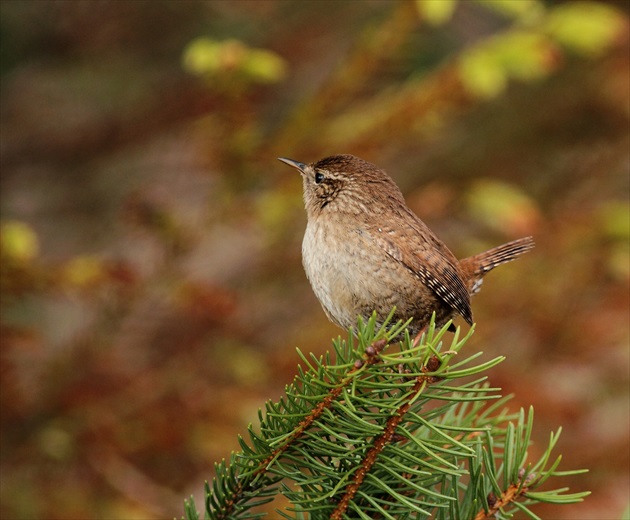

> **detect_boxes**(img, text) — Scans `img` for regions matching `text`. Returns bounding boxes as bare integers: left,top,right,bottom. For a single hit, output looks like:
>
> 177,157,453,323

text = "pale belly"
301,219,418,330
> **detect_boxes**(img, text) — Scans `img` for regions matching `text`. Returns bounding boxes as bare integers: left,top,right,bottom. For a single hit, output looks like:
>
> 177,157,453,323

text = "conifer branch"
243,338,386,500
330,355,443,519
183,313,589,519
475,482,528,519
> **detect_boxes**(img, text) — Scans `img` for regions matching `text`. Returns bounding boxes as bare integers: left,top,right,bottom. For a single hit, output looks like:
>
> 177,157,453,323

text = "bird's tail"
459,236,535,293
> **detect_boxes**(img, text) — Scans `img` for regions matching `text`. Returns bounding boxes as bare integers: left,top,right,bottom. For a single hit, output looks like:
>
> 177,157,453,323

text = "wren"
278,154,534,335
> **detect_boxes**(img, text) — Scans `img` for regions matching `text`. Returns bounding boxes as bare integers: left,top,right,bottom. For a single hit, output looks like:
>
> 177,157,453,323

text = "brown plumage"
278,154,534,335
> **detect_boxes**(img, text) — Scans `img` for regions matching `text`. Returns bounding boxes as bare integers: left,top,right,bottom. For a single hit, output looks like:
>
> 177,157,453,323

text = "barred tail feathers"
459,236,534,293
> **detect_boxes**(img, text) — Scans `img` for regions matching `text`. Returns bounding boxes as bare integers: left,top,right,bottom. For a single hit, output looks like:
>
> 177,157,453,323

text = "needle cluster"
183,313,588,519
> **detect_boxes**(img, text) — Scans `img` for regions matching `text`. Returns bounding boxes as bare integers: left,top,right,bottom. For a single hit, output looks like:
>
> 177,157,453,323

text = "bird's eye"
315,172,325,184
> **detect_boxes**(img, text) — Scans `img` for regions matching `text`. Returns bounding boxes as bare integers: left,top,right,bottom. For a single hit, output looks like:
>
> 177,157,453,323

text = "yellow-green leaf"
416,0,457,26
466,179,540,235
494,31,556,81
0,220,39,262
459,30,558,98
598,201,630,240
243,49,287,83
545,2,626,57
459,47,507,99
182,37,223,75
182,37,286,85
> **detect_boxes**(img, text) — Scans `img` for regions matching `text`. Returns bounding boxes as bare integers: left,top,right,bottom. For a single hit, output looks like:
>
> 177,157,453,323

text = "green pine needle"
183,312,589,520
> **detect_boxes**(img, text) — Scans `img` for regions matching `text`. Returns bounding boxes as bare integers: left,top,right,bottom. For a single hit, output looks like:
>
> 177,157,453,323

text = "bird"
278,154,534,336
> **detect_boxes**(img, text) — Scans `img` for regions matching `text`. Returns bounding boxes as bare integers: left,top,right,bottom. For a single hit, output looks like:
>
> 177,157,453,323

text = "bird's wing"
363,206,473,325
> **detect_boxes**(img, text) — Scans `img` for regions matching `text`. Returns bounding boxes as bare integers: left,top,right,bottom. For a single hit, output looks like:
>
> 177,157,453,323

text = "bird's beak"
278,157,307,173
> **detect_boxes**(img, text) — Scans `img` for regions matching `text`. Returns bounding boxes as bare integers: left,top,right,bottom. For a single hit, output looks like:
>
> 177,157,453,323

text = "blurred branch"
266,1,420,157
90,447,182,517
263,0,627,160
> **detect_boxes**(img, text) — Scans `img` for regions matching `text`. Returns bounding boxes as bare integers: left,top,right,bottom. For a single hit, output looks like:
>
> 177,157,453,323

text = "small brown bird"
278,154,534,335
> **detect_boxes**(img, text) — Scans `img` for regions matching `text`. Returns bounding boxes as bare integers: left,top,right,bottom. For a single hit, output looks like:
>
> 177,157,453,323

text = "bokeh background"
1,1,628,519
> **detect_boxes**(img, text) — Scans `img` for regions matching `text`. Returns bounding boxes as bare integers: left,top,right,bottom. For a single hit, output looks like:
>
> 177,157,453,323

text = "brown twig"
214,338,388,518
329,355,442,519
474,483,529,519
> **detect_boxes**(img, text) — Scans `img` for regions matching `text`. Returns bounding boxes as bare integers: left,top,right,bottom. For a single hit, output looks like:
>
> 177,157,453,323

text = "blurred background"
1,1,628,519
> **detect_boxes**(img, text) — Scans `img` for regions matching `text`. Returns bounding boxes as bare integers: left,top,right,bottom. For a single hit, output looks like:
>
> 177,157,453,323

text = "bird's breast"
302,219,354,326
301,217,400,329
